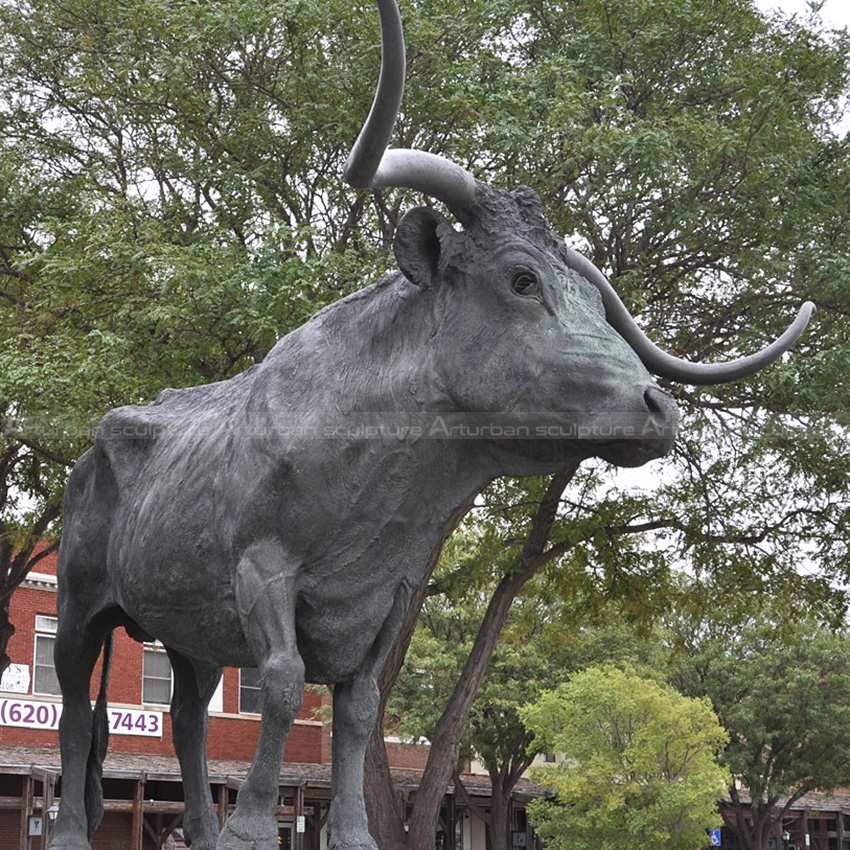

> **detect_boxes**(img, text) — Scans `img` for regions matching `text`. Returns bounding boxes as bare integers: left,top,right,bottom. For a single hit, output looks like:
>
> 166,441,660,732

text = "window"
143,643,172,705
239,668,262,714
33,615,61,696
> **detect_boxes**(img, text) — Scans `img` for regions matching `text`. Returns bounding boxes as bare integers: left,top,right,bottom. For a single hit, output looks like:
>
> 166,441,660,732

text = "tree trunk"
403,468,578,850
405,570,526,850
0,599,15,674
487,752,536,850
487,770,513,850
366,492,484,849
365,728,409,850
365,575,429,850
723,788,809,850
0,529,59,674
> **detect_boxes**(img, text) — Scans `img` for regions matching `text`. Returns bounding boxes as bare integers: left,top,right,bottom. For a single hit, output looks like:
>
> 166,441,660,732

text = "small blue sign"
709,829,722,847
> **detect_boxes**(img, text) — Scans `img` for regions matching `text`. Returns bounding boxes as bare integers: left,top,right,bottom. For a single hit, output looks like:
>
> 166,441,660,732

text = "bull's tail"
85,630,113,839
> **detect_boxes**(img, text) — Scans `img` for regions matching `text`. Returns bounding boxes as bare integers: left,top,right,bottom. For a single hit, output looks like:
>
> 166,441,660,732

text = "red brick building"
1,550,542,850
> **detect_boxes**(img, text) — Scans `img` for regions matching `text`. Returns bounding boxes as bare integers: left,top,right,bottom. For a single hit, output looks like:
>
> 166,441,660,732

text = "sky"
754,0,850,29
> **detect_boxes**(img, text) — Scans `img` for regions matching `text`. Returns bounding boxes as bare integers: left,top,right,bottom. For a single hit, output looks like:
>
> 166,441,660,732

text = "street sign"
709,829,722,846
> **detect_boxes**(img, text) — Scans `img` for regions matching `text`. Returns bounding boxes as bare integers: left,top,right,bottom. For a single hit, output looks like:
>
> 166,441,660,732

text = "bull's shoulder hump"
149,363,261,412
92,364,262,477
97,364,261,437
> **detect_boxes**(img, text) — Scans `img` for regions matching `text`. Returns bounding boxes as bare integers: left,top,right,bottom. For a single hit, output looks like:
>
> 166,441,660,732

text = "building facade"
717,794,850,850
0,550,542,850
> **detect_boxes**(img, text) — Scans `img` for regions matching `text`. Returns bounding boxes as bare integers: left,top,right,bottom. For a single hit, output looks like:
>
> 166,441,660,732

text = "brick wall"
385,740,431,771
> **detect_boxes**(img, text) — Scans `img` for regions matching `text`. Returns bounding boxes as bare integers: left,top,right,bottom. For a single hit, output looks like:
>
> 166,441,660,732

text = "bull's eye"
511,271,539,297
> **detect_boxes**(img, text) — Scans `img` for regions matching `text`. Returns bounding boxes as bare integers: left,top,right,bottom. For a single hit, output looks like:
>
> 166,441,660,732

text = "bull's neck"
264,271,449,414
256,271,500,499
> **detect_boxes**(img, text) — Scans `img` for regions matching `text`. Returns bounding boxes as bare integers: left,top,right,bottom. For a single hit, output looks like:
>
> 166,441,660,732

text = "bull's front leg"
328,582,410,850
328,677,379,850
167,650,222,850
218,542,305,850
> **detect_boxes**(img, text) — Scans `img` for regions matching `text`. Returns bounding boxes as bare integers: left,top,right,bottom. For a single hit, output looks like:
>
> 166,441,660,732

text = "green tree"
388,592,548,850
522,665,729,850
368,461,700,850
366,0,850,835
389,575,667,850
499,0,850,604
669,609,850,850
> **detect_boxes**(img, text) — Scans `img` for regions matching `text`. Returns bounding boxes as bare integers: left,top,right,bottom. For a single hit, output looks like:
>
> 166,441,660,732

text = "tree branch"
0,421,76,468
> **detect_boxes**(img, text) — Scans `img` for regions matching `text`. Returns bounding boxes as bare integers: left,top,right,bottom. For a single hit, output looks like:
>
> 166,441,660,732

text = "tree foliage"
522,665,729,850
464,0,850,616
388,558,666,850
389,592,552,850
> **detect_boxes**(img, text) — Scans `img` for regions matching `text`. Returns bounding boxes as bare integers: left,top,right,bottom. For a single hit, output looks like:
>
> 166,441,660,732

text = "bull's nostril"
644,387,663,413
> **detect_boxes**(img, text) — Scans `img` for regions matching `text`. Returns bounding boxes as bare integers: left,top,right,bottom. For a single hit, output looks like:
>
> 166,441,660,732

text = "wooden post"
294,782,305,850
131,771,146,850
218,785,229,829
20,774,33,850
42,770,56,850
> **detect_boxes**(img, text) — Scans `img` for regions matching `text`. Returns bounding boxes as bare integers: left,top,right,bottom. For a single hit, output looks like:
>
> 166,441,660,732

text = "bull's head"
344,0,813,468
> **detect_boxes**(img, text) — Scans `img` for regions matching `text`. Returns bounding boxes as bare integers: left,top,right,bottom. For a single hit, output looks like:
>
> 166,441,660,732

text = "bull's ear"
394,206,451,288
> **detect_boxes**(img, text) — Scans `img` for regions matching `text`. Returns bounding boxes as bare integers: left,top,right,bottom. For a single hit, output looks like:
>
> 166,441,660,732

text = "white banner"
0,663,30,694
0,697,164,737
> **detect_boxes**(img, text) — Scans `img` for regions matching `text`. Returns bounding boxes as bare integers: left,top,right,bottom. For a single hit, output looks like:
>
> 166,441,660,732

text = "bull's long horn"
565,248,815,385
344,0,477,217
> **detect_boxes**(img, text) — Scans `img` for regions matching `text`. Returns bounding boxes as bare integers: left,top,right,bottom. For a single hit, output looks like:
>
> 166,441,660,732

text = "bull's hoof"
327,811,378,850
216,815,278,850
47,827,92,850
46,840,91,850
182,813,220,850
327,831,379,850
328,841,378,850
185,835,218,850
328,843,379,850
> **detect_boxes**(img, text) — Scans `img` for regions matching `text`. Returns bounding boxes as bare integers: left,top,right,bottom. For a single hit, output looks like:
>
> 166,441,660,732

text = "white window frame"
32,615,61,697
239,668,262,715
142,642,173,706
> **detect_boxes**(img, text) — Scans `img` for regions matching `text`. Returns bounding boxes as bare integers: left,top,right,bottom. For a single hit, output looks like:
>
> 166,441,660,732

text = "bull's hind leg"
218,541,305,850
327,582,411,850
168,649,223,850
48,617,111,850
